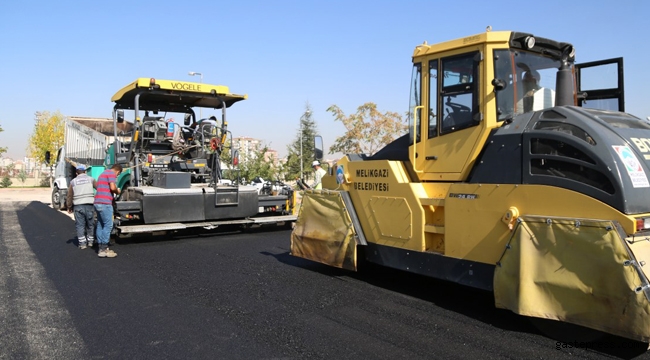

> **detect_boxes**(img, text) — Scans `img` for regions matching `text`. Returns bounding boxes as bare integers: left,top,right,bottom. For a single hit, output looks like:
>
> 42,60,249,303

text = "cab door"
576,57,624,112
54,147,67,180
408,62,427,175
421,51,484,181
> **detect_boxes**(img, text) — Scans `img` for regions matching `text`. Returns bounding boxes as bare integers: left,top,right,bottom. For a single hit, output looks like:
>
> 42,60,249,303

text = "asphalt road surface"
2,199,650,359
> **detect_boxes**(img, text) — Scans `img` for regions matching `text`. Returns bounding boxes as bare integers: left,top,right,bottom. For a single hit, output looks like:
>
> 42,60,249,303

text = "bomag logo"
630,138,650,160
463,35,481,44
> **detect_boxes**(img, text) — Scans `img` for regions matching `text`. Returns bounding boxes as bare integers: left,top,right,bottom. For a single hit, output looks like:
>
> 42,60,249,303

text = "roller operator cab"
291,30,650,343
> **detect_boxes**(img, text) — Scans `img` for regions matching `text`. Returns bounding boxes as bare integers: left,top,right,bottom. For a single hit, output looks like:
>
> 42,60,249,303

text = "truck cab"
47,146,72,210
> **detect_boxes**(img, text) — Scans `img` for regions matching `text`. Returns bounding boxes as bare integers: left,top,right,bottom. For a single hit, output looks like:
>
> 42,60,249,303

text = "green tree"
17,170,27,184
273,161,290,183
27,111,66,164
0,124,7,157
0,176,11,188
1,164,15,188
219,137,233,163
285,103,319,181
327,102,407,156
238,145,275,183
217,136,235,181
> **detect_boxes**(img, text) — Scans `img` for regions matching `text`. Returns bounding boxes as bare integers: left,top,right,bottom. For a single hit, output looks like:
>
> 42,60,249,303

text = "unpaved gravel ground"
0,188,74,219
0,188,52,203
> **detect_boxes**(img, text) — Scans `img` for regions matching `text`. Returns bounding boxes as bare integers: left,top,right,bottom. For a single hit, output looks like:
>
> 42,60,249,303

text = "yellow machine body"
291,30,650,342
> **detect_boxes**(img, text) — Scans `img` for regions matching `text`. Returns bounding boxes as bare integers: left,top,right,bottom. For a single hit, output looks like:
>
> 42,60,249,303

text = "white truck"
46,117,111,210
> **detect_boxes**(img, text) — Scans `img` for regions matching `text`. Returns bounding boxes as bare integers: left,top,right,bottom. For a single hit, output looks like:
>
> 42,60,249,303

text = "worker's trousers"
94,204,114,250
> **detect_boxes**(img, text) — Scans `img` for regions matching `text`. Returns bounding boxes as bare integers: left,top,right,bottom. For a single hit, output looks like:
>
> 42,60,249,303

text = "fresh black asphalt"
2,200,649,359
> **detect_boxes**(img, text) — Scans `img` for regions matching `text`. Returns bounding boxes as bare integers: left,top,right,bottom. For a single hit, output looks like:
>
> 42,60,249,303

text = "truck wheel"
51,187,64,211
118,184,130,201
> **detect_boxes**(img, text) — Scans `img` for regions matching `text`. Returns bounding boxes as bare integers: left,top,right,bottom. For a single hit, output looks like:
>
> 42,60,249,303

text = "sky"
1,0,649,161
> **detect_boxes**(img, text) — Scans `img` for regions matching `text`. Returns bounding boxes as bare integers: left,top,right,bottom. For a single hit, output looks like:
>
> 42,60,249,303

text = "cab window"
493,49,561,120
440,52,479,134
428,59,439,138
409,63,423,144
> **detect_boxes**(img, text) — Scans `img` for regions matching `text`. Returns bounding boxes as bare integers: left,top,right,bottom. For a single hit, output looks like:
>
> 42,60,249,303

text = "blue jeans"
94,204,114,249
74,204,95,244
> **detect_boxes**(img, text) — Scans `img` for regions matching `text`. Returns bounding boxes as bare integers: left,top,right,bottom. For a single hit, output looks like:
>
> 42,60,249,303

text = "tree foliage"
221,138,282,184
285,103,319,181
27,111,66,164
17,170,27,184
238,146,275,183
0,124,6,157
327,102,407,156
5,163,15,176
0,176,11,188
0,165,13,188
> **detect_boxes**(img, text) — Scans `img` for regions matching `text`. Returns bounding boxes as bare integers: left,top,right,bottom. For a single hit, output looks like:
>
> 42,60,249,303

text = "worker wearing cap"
311,160,327,190
66,164,97,249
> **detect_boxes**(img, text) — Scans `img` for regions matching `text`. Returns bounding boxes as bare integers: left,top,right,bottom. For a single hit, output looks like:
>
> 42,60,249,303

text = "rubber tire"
118,184,130,201
51,186,64,211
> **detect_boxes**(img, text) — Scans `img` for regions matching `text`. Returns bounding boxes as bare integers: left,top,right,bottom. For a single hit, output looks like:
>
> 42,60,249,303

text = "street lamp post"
188,71,203,119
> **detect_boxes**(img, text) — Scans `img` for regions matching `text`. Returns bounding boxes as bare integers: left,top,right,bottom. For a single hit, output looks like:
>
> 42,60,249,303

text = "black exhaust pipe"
555,59,574,107
555,44,576,107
